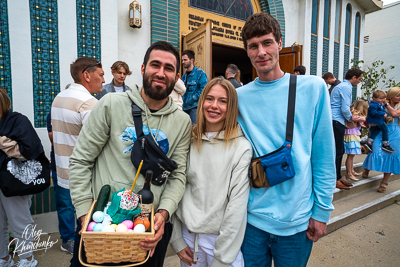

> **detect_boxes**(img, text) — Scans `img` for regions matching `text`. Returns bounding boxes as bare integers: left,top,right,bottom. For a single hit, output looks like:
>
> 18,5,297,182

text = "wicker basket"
79,200,155,266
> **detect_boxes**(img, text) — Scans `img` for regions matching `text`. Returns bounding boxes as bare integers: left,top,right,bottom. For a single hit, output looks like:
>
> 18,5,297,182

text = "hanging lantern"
129,1,142,28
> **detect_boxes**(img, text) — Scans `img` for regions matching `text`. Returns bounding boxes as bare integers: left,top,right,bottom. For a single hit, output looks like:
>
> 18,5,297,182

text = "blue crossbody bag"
249,75,297,188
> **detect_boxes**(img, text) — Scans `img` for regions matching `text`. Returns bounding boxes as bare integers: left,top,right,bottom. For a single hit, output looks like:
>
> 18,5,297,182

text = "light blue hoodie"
237,73,336,236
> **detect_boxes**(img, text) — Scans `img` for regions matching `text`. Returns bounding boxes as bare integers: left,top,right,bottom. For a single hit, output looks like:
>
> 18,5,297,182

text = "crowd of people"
0,11,398,267
327,67,400,192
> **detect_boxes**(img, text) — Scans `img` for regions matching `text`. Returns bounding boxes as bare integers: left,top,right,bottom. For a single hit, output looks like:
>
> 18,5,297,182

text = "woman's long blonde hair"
350,99,368,117
385,87,400,125
0,86,11,120
192,78,239,151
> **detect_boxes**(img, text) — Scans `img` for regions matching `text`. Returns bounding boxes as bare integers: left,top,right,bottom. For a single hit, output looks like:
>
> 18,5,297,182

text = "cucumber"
93,184,111,213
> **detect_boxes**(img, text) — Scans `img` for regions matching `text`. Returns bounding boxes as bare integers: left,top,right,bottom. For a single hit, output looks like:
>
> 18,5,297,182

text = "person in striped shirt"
51,57,104,254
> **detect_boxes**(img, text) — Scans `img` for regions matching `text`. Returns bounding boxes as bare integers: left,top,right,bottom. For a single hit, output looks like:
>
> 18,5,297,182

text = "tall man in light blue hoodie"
237,13,336,267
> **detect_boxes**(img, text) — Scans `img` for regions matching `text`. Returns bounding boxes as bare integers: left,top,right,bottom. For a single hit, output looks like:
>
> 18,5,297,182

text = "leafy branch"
351,59,400,101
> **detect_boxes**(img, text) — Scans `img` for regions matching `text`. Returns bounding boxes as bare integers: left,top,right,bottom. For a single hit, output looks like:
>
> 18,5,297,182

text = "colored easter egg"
127,229,133,233
116,224,128,233
92,211,104,223
101,225,116,232
134,216,150,231
87,222,97,231
93,223,104,232
133,224,146,233
110,224,117,230
121,220,134,229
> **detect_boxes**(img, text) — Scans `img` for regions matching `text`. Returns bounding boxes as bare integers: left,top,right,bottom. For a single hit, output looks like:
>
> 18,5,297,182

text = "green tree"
352,59,400,101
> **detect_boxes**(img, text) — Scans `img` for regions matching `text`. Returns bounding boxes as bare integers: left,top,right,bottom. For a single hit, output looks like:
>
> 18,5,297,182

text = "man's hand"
177,246,196,266
78,214,87,235
306,218,326,242
384,113,387,118
140,210,168,257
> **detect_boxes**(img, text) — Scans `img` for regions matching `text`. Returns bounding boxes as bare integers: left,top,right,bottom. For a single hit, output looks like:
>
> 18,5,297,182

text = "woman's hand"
177,246,196,266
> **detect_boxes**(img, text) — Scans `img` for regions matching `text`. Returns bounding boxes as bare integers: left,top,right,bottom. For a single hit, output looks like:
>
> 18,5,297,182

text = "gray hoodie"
69,86,192,219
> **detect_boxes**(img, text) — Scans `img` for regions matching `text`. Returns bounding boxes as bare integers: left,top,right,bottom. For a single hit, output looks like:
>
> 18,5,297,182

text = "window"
345,4,351,45
311,0,319,35
323,0,330,38
334,0,341,42
354,12,361,48
189,0,254,21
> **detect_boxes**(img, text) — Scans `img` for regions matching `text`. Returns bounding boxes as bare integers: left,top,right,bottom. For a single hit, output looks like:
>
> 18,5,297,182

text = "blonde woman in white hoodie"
170,78,252,267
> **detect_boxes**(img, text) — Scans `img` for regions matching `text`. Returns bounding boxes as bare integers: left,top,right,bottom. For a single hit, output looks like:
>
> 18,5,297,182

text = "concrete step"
328,177,400,234
334,171,400,201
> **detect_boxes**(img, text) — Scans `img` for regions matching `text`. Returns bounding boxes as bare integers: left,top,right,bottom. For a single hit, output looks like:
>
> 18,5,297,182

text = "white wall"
364,2,400,85
58,0,77,90
117,0,151,88
8,0,34,122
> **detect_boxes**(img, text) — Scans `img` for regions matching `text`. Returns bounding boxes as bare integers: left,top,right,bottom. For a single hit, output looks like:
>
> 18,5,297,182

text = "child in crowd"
344,99,368,181
365,90,395,153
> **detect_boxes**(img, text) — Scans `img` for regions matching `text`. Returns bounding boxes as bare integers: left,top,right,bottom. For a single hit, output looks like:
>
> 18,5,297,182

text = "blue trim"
343,44,350,78
333,42,340,78
0,0,12,108
310,35,318,75
322,38,329,74
76,0,101,59
352,47,359,100
30,0,60,127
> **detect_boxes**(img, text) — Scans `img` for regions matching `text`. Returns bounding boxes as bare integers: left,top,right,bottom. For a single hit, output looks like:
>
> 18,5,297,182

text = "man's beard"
143,71,175,101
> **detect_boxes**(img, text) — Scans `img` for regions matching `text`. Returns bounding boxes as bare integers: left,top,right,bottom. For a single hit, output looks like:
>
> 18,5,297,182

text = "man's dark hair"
345,68,364,80
182,50,195,61
322,72,335,80
242,13,282,50
70,58,102,83
143,41,180,74
226,64,239,75
294,65,306,75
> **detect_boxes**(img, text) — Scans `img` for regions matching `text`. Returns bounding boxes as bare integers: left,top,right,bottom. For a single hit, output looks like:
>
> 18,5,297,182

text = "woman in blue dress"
362,87,400,192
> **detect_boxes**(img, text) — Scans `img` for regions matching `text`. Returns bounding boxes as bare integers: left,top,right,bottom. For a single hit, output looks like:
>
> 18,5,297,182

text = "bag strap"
285,74,297,143
131,103,144,138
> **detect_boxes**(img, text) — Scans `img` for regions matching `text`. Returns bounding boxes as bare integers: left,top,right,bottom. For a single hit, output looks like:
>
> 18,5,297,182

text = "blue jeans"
52,170,76,243
241,223,313,267
184,107,197,124
369,124,389,143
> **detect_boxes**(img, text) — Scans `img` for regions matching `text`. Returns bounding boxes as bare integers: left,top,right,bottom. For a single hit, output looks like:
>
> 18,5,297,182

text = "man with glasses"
331,68,364,189
51,57,104,254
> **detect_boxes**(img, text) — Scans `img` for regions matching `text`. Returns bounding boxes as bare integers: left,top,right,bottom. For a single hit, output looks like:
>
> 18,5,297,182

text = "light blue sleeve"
311,82,336,223
340,85,353,121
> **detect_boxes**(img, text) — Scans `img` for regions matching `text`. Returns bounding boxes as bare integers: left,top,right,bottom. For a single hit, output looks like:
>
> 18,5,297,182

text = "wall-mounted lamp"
129,1,142,28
